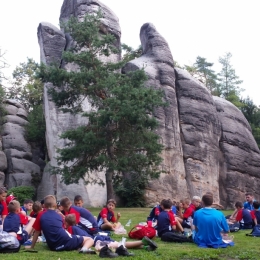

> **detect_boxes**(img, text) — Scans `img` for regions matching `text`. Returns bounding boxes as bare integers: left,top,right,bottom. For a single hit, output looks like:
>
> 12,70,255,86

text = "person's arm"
25,230,40,249
212,203,224,209
116,212,121,222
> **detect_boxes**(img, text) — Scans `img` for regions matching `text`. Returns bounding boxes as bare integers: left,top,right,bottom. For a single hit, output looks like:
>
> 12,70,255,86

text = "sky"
0,0,259,105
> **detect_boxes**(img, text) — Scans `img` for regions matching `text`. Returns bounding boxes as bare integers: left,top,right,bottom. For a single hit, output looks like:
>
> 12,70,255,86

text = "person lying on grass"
64,213,157,257
25,195,95,254
97,199,121,231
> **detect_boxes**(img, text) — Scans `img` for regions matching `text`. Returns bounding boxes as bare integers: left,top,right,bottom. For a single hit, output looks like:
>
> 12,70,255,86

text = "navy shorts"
182,220,191,228
55,235,84,251
18,230,29,244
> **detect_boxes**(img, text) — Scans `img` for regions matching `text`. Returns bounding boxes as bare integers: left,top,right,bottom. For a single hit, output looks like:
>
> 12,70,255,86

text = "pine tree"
39,13,165,199
218,52,243,107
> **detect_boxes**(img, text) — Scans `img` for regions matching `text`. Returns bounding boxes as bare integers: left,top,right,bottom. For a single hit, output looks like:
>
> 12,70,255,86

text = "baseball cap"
6,194,17,205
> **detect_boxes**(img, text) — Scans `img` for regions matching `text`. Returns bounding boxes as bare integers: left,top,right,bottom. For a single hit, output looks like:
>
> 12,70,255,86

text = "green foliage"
38,12,164,199
218,52,244,106
7,186,35,204
115,172,147,207
8,58,43,111
240,97,260,148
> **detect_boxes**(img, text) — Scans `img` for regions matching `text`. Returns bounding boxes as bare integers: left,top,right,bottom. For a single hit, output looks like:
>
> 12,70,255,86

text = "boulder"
214,97,260,208
175,68,222,201
123,23,188,203
0,151,7,172
7,158,40,175
5,105,18,115
0,172,5,186
7,173,33,187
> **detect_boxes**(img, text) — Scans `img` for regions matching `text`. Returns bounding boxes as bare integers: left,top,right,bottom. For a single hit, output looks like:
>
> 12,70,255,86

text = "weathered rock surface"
1,99,41,188
175,68,222,201
31,0,260,207
123,23,188,203
214,97,260,208
37,0,121,206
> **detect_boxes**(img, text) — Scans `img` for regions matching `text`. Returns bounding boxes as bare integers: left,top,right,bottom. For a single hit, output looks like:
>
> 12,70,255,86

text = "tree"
39,13,165,200
218,52,243,107
8,58,43,111
240,97,260,149
0,48,9,86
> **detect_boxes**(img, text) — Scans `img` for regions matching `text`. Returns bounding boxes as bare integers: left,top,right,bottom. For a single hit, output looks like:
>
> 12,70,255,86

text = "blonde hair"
44,195,56,209
8,200,20,213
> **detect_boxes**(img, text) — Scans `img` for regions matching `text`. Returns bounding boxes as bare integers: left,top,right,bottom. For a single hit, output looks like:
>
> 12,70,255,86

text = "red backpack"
128,225,156,240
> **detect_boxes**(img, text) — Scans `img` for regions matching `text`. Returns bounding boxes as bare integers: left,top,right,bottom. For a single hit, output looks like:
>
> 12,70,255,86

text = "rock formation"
31,0,260,207
1,99,41,188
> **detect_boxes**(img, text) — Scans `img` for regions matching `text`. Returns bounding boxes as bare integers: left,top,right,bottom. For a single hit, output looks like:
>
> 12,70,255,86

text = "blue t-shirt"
3,212,20,233
157,211,176,237
193,208,229,247
243,200,259,210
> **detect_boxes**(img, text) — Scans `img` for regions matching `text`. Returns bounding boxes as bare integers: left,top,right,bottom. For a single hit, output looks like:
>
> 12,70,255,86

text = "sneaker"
144,245,153,251
99,245,119,258
79,248,96,254
115,245,134,256
142,236,157,251
23,239,32,246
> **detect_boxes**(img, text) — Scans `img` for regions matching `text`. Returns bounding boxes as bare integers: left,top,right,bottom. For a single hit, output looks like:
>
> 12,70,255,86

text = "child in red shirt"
0,186,8,227
97,199,121,231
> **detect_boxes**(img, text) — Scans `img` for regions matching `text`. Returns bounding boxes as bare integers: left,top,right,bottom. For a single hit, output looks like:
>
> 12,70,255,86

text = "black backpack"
246,224,260,237
228,222,240,232
161,231,193,243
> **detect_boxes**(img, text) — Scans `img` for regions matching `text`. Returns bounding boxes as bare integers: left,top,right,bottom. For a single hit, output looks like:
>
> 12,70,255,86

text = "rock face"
37,0,121,206
214,97,260,208
1,100,41,188
122,23,188,203
33,0,260,207
175,68,222,202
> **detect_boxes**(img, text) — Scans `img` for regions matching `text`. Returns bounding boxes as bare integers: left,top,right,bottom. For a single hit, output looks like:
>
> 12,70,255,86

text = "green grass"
1,208,259,260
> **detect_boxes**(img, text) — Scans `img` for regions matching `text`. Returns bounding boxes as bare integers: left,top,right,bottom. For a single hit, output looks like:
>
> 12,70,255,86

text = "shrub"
7,186,35,204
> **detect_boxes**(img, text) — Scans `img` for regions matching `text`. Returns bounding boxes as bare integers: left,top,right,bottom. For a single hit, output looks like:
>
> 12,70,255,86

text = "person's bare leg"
82,237,94,249
175,219,184,232
101,222,114,231
175,216,183,223
24,218,36,235
125,241,143,249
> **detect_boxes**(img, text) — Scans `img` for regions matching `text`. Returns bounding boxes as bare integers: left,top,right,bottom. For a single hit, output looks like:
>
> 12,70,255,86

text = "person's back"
193,194,229,248
235,201,253,229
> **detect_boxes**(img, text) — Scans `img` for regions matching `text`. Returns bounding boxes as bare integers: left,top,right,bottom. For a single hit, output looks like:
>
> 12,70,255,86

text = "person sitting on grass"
147,201,163,224
97,199,121,231
60,196,98,236
3,200,35,245
157,199,183,237
30,201,43,218
25,195,95,254
229,201,253,229
176,196,201,229
21,199,33,216
74,195,84,207
0,186,8,227
193,193,230,248
251,201,260,226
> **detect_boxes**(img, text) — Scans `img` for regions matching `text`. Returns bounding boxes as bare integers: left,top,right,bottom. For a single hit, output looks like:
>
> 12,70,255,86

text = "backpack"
254,211,260,224
161,231,193,243
128,225,156,240
0,231,21,253
228,222,240,232
246,224,260,237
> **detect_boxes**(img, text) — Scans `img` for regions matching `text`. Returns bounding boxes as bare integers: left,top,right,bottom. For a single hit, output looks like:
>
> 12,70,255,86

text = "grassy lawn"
1,208,259,260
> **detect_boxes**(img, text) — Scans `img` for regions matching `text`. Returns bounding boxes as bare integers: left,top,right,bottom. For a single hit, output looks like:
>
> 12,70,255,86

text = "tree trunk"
106,168,114,200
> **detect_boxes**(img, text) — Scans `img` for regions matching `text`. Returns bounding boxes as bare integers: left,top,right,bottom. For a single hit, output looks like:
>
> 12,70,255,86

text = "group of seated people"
0,187,157,256
1,185,260,254
147,191,260,248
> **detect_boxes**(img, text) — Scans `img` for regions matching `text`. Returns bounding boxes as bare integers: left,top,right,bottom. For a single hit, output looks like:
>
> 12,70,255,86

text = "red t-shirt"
99,207,116,223
0,200,8,216
168,211,177,226
183,204,196,219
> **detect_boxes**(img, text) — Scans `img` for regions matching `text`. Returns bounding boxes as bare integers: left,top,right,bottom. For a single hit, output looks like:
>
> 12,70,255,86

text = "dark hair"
24,199,33,204
107,199,116,206
245,192,253,197
60,197,71,208
161,199,172,209
253,201,260,209
235,201,243,208
32,201,42,213
202,194,213,207
74,195,83,202
0,186,7,194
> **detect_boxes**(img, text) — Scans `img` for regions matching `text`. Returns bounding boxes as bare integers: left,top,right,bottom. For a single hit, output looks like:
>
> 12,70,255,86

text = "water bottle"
125,219,131,227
